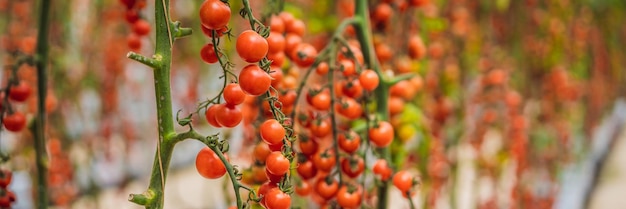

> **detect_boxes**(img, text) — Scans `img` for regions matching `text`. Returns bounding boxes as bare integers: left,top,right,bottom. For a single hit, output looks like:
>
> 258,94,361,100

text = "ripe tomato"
8,81,31,102
369,121,394,147
296,160,318,180
307,90,330,111
201,25,228,37
290,43,317,67
199,0,231,30
253,142,271,162
336,185,362,208
408,35,426,59
316,62,329,75
393,170,414,192
373,159,392,181
268,52,286,67
267,32,285,54
372,3,393,23
315,177,338,200
195,147,227,179
339,59,356,77
269,66,284,87
388,96,405,115
268,15,285,33
3,112,26,132
298,137,318,156
127,33,142,51
359,69,379,91
0,170,12,188
340,79,363,99
285,19,305,37
284,33,302,56
239,64,271,96
265,167,283,183
251,165,268,183
295,180,312,196
215,104,242,128
258,181,278,207
336,97,363,120
200,43,219,64
265,151,290,176
204,104,222,127
264,188,291,209
223,83,246,105
278,90,297,106
341,156,364,178
375,43,393,63
278,12,295,29
309,119,331,138
338,131,360,153
260,119,285,145
312,151,335,172
236,30,268,63
132,19,151,36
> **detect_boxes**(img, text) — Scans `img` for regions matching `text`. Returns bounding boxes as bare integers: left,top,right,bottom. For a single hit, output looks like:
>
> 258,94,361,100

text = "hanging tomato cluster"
120,0,150,51
0,169,15,208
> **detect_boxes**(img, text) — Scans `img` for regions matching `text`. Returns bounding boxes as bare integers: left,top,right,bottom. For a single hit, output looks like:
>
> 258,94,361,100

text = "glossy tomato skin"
290,43,317,67
0,170,12,188
265,151,290,176
8,82,31,102
373,159,392,181
310,119,331,138
393,170,414,192
312,151,335,172
264,188,291,209
260,119,285,145
3,112,26,132
315,177,339,200
199,0,231,30
204,104,222,128
338,131,360,153
215,104,242,128
236,30,269,63
298,137,318,156
258,181,278,207
132,19,151,36
267,32,285,54
223,83,246,105
296,160,318,180
200,43,219,64
239,64,271,96
336,186,362,208
253,143,272,162
295,180,311,196
195,147,227,179
359,69,380,91
265,168,283,183
369,121,394,147
341,157,364,178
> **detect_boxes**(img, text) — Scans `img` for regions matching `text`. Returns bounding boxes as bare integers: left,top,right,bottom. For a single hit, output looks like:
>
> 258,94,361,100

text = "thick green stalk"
353,0,391,208
34,0,51,207
128,0,177,208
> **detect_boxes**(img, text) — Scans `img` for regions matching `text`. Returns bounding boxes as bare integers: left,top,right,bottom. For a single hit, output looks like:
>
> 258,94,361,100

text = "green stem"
327,44,343,184
34,0,51,207
177,130,256,209
128,0,177,208
353,0,391,208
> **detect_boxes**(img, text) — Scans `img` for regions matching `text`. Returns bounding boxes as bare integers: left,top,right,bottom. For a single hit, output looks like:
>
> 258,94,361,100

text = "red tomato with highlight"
195,147,227,179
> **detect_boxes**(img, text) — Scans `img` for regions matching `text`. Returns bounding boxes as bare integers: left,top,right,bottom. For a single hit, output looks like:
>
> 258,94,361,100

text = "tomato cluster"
120,0,150,51
0,169,15,208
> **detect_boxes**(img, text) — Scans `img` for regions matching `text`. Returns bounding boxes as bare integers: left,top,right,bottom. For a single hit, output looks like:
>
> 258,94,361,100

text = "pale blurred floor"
589,125,626,209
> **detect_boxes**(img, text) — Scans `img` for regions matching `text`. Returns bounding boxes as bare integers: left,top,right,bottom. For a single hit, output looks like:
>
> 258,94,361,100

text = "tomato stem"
33,0,52,207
